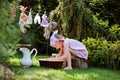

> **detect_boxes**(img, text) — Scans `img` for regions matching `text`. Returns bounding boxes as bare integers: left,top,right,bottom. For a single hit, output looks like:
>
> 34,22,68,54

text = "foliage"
54,0,83,39
89,0,120,26
82,37,108,67
82,38,120,69
105,41,120,69
40,0,59,12
51,0,116,41
82,37,108,53
57,0,103,40
107,24,120,41
92,13,109,28
87,0,120,41
0,0,21,63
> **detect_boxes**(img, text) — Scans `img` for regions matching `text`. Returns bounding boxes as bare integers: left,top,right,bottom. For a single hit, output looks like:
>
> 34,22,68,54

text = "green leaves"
0,0,21,62
109,24,120,35
82,37,120,69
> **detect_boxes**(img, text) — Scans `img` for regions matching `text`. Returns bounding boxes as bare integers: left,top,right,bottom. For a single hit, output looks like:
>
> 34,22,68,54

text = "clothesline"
23,1,80,15
25,11,44,15
18,1,81,37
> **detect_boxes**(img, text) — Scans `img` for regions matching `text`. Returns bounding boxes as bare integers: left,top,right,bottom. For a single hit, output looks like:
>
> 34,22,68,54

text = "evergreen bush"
0,0,21,64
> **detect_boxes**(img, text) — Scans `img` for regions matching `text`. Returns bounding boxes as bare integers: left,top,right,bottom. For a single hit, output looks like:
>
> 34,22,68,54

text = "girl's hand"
50,57,54,60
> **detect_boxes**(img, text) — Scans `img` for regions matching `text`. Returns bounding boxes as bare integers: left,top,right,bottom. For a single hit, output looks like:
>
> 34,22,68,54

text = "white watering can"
19,47,37,68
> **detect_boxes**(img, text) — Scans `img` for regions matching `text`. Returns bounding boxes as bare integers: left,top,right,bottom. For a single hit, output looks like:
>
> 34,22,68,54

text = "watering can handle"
31,48,37,60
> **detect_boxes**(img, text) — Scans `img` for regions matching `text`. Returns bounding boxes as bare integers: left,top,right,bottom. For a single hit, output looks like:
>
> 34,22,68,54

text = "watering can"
19,47,37,68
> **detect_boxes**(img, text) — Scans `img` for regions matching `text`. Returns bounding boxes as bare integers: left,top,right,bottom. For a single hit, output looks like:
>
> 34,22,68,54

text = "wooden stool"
71,58,88,69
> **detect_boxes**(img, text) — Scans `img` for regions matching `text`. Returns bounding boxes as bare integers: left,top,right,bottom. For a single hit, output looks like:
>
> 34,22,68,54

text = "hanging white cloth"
26,11,32,24
34,13,41,24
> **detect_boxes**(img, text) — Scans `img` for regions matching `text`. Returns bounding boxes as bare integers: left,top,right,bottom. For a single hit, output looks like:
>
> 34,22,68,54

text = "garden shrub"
105,41,120,69
82,37,108,67
0,1,21,64
82,37,120,69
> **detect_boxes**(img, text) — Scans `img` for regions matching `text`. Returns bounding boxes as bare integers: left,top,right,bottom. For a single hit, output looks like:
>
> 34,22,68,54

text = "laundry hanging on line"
26,9,32,24
41,11,48,27
34,13,41,24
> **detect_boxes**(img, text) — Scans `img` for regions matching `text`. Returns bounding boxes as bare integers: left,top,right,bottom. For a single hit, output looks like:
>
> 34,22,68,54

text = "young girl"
50,30,88,70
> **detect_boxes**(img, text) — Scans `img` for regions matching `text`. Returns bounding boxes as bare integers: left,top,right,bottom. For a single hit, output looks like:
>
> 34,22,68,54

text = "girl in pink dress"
50,30,88,70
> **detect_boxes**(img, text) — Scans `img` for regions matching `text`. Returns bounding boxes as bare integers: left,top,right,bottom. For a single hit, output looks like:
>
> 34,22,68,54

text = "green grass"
7,53,120,80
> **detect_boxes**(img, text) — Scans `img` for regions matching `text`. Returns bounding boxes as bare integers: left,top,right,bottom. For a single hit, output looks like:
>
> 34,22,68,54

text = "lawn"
8,53,120,80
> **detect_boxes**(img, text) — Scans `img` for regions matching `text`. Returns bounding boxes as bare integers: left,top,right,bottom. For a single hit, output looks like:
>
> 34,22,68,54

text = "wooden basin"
38,58,64,69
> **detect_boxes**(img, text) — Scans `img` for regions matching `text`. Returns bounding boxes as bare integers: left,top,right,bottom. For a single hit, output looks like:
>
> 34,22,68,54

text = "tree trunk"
72,58,88,69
